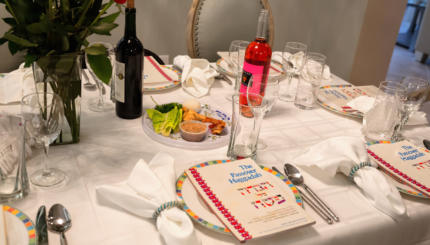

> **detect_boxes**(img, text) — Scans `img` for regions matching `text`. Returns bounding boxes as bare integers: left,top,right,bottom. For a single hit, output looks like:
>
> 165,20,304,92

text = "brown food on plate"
181,121,207,133
182,107,226,135
202,117,226,135
183,107,206,121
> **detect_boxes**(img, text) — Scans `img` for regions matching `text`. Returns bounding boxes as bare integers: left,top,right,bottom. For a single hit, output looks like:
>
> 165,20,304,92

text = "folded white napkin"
272,51,331,80
347,96,429,126
291,136,407,220
173,55,218,98
0,64,34,104
96,153,200,245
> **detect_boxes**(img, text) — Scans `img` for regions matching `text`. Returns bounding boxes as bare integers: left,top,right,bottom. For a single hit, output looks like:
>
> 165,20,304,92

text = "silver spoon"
47,204,72,245
272,166,333,225
284,163,340,222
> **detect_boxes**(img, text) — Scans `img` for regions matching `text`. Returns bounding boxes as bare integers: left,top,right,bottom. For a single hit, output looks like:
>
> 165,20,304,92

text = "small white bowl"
179,120,208,142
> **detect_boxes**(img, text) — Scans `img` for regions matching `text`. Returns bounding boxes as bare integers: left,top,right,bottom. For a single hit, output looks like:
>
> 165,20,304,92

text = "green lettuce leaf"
161,106,178,136
146,109,165,134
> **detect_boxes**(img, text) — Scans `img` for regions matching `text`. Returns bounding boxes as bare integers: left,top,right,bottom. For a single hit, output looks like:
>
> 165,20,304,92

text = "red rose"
114,0,126,4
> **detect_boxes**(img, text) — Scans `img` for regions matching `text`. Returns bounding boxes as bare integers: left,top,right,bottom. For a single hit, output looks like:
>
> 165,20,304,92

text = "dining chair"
187,0,274,62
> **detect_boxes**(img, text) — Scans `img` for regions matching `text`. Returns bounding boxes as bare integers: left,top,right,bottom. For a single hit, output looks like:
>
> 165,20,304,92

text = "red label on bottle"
239,61,264,95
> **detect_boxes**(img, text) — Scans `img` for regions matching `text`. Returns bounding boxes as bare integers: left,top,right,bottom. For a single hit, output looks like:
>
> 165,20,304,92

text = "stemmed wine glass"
247,74,280,150
392,77,430,141
85,42,115,112
21,92,66,187
279,42,307,102
226,40,249,100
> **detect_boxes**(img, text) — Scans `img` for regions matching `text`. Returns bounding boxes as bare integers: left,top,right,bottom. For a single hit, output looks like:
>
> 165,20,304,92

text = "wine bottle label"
114,61,125,103
239,61,264,95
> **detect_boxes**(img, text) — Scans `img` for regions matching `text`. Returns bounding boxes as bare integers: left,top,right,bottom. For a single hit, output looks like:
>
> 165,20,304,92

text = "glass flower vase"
32,53,82,144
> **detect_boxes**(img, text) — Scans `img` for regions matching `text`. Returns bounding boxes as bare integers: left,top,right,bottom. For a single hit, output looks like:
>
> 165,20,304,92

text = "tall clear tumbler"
294,52,326,109
226,40,250,100
362,81,406,141
279,42,308,102
227,93,268,160
0,115,29,202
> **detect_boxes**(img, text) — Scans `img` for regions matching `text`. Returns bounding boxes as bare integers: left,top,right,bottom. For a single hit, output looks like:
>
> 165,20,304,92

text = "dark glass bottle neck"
125,8,136,37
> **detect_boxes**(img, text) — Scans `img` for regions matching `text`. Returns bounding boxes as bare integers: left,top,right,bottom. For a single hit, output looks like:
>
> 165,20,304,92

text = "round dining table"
2,68,430,245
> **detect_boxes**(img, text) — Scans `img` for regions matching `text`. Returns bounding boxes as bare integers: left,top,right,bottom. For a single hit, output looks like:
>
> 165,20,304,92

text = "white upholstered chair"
187,0,274,61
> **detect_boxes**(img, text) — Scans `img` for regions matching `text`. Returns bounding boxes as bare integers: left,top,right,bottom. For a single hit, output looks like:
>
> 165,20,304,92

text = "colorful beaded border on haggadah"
366,140,430,198
143,65,181,92
2,205,37,245
175,159,302,236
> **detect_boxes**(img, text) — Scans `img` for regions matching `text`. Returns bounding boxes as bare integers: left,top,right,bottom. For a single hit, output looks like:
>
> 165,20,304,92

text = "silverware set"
36,204,72,245
272,164,340,224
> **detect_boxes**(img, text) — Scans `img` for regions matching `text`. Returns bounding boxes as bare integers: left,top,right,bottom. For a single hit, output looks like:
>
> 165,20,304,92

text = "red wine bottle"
239,9,272,106
114,0,144,119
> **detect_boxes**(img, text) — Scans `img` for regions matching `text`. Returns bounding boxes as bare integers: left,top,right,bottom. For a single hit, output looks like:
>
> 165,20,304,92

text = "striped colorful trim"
175,160,303,235
143,65,181,92
2,205,36,245
348,162,372,179
145,56,173,82
152,201,184,220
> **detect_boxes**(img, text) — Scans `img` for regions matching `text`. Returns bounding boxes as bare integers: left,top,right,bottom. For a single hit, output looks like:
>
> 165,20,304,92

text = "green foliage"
155,103,183,113
0,0,123,82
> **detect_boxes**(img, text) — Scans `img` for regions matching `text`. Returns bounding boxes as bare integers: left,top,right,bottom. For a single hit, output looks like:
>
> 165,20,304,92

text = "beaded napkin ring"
152,201,184,220
348,162,372,179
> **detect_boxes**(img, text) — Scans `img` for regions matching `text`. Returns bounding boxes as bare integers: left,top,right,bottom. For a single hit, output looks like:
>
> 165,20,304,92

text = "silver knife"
272,166,334,224
36,205,48,245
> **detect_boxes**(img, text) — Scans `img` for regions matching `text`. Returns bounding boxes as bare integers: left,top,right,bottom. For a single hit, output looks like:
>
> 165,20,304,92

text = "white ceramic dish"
142,104,231,150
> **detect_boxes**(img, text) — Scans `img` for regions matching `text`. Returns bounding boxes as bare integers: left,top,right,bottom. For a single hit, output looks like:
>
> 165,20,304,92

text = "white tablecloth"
2,73,430,245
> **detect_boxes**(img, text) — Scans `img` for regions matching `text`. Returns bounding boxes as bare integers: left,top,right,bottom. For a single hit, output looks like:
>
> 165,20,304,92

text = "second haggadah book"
186,158,315,242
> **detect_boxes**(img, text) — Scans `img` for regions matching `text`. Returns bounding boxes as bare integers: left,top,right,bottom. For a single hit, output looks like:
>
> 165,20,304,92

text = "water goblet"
392,77,430,141
85,42,115,112
21,92,66,187
279,42,307,102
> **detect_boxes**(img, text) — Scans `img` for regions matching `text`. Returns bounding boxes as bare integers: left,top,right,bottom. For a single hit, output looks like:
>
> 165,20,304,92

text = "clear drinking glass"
279,42,307,102
247,75,279,150
226,40,250,100
392,77,430,141
362,81,406,141
86,42,115,112
227,93,268,160
0,115,29,202
21,92,66,187
294,52,326,109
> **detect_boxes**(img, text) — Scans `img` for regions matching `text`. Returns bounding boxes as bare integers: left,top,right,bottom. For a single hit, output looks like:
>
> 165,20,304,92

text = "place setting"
1,0,430,244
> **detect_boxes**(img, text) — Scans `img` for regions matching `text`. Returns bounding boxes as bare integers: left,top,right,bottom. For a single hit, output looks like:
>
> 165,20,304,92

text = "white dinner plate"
316,84,379,118
1,205,36,245
216,58,284,79
142,104,231,150
176,160,303,235
143,65,181,92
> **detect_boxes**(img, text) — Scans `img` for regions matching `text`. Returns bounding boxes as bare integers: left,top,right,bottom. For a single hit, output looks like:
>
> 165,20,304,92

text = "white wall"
0,0,374,81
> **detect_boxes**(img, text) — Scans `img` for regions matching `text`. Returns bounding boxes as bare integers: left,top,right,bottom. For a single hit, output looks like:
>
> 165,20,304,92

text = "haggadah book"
367,140,430,197
186,158,315,242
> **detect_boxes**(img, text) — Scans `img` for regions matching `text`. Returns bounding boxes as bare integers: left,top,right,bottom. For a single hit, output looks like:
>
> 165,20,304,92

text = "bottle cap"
127,0,135,8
